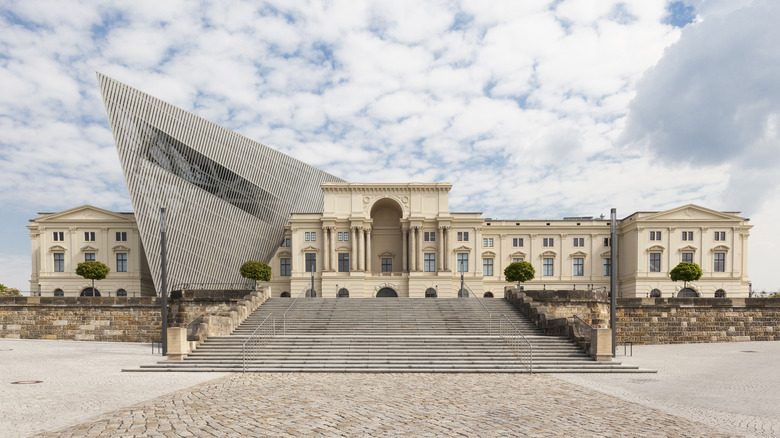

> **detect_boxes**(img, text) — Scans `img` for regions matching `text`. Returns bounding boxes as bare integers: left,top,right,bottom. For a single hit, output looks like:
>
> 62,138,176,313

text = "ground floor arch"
678,287,699,297
80,288,100,297
376,287,397,297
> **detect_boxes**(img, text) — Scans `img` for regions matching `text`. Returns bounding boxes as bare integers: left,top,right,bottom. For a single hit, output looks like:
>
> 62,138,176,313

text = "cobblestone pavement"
556,341,780,438
36,373,730,438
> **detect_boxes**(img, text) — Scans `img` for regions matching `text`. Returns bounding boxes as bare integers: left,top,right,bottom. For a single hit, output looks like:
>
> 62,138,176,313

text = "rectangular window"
424,232,435,242
305,253,316,272
682,252,693,264
512,257,524,263
85,252,95,262
280,258,291,276
483,258,494,276
650,231,661,241
457,253,469,272
115,231,127,241
603,237,611,247
573,237,584,247
53,231,64,241
457,231,469,241
116,253,127,272
281,238,291,247
482,238,493,247
650,253,661,272
382,257,392,273
84,231,96,241
603,258,611,276
512,238,523,247
338,253,349,272
304,232,316,241
714,253,725,272
573,257,584,276
543,238,554,247
424,253,436,272
543,258,554,276
54,253,64,272
714,231,726,241
682,231,693,241
337,232,349,242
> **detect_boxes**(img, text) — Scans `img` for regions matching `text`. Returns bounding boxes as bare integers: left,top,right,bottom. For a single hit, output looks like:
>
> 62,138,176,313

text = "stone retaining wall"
617,298,780,344
0,297,161,342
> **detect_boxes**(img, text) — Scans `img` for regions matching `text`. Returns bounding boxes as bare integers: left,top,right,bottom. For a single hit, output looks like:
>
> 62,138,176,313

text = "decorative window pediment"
81,245,99,252
712,244,730,252
301,245,320,253
646,245,665,252
678,245,697,252
278,250,292,257
378,251,395,259
49,245,67,252
601,250,611,258
422,245,437,252
112,245,130,252
509,251,527,259
482,250,497,257
454,245,471,252
570,250,587,258
335,245,350,252
540,250,556,257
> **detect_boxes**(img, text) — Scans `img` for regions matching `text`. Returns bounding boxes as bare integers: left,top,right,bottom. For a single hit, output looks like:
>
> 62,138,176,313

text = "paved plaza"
2,339,779,437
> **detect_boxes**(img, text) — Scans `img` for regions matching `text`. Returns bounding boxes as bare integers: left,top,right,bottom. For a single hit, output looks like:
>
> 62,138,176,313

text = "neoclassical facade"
27,205,154,297
266,183,752,298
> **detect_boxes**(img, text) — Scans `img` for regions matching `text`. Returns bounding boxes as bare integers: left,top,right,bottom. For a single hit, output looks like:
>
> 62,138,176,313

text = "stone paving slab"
555,341,780,438
36,373,729,437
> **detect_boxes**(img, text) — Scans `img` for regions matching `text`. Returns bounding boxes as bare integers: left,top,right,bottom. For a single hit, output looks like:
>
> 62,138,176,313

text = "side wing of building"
97,73,343,294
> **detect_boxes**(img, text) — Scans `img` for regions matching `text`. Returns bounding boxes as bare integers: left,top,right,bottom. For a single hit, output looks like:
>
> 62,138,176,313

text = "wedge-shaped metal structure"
97,73,342,294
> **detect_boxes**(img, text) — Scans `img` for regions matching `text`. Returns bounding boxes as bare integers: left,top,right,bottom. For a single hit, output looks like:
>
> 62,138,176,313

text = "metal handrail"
172,282,253,291
499,314,533,373
462,282,494,335
184,313,205,341
242,313,275,373
572,315,594,345
282,286,309,334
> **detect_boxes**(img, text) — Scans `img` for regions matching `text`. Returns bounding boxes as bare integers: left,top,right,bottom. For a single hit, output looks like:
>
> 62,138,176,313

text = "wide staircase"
135,297,652,373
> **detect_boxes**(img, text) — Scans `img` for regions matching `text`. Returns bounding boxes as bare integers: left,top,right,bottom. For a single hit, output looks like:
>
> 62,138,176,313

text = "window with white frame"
382,257,392,272
543,238,554,247
603,237,611,247
513,238,523,247
84,231,96,241
53,231,64,241
424,253,435,272
457,253,469,272
714,231,726,241
338,253,349,272
85,252,95,262
512,257,524,263
573,257,584,276
281,238,291,247
54,253,64,272
483,238,493,247
573,237,584,247
305,253,316,272
115,231,127,241
682,231,693,241
650,231,661,241
305,232,316,241
424,232,435,242
650,252,661,272
681,252,693,264
457,231,469,241
116,253,127,272
338,232,349,242
603,258,611,276
483,258,494,276
714,252,725,272
543,258,554,276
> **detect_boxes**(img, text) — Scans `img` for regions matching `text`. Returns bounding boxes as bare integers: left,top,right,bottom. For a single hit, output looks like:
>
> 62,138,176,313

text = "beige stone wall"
617,298,780,344
0,296,161,342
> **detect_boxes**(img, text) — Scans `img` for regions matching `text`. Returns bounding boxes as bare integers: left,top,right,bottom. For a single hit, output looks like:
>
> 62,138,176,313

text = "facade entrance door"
376,287,398,297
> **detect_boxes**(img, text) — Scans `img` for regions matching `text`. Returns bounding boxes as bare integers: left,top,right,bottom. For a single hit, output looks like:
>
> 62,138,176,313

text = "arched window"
677,288,699,298
483,291,494,298
458,288,468,297
650,289,661,298
376,287,397,297
116,289,127,297
425,288,437,298
54,289,64,297
337,288,349,298
280,291,291,298
80,288,100,297
715,289,726,298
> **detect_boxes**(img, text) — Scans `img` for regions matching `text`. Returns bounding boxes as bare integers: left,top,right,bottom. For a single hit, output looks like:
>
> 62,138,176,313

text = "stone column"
322,226,330,272
329,226,336,271
416,226,423,272
358,227,365,271
402,228,408,272
443,227,449,271
366,228,372,273
437,226,444,271
410,227,416,272
351,227,358,271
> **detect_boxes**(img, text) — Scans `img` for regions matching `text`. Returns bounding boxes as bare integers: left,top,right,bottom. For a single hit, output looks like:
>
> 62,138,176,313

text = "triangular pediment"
35,205,134,223
642,204,743,222
454,245,471,252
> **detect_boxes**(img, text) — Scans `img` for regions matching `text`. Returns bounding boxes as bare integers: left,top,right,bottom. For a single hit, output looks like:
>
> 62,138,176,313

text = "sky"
1,0,778,292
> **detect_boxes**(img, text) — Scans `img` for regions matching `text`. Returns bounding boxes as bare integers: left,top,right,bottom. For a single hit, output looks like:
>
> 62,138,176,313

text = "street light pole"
160,208,168,356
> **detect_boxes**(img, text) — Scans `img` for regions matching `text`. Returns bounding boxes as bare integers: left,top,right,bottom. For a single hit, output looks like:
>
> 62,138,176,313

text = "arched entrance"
715,289,726,297
306,288,317,298
370,198,403,274
80,288,100,297
677,288,698,297
280,291,291,298
376,287,398,297
458,288,468,297
425,288,437,298
650,289,661,297
337,288,349,298
483,291,494,298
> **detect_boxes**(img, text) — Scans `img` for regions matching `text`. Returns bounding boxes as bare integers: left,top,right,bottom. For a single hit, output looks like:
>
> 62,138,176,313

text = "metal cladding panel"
96,73,343,295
